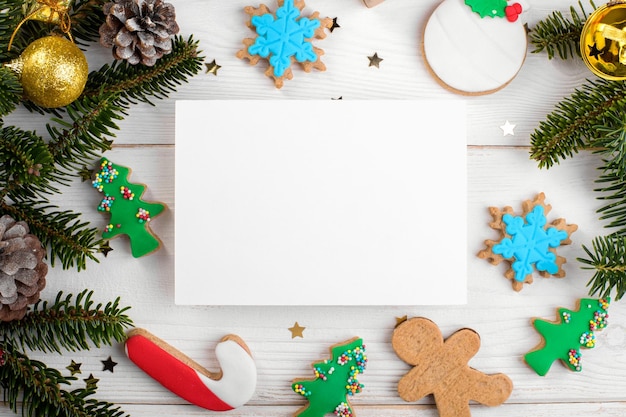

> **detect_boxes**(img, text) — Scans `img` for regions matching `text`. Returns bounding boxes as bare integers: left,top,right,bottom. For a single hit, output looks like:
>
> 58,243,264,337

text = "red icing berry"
505,3,522,22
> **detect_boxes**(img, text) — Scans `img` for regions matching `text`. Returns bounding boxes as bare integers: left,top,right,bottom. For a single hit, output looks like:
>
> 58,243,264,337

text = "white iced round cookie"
422,0,528,95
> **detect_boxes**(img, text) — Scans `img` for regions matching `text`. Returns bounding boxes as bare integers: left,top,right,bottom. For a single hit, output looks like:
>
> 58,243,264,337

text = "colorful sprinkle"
104,224,114,233
334,402,353,417
579,331,596,348
562,312,571,323
98,195,115,212
338,351,350,365
599,298,610,310
346,367,364,395
120,186,135,200
92,159,119,192
293,383,311,398
337,345,367,368
136,208,151,223
568,348,581,371
590,310,608,331
314,366,328,381
335,344,367,396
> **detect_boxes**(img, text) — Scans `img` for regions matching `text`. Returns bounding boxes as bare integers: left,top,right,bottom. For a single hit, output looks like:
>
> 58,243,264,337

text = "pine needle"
579,235,626,301
529,0,596,60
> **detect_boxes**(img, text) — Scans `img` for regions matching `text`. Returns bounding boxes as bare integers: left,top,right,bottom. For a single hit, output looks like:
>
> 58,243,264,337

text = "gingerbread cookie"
422,0,528,95
477,192,577,291
236,0,333,88
125,328,257,411
524,298,610,376
292,337,367,417
392,317,513,417
91,158,166,258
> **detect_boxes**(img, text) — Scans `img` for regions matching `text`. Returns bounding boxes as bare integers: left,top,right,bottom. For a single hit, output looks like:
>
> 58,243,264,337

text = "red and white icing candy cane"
125,328,257,411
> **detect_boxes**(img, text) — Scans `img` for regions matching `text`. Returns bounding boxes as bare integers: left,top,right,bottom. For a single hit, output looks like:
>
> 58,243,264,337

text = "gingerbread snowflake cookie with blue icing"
478,193,578,291
236,0,333,88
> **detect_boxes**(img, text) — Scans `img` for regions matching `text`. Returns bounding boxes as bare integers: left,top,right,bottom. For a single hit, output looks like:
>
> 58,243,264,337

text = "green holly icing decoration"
524,298,610,376
92,158,166,258
465,0,507,18
292,338,367,417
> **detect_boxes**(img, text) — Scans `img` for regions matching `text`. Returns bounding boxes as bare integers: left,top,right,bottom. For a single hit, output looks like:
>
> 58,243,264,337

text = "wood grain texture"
8,0,626,416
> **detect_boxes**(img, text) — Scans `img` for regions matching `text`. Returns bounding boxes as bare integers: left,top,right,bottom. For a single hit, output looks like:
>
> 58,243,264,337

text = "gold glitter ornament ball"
580,1,626,80
8,36,88,108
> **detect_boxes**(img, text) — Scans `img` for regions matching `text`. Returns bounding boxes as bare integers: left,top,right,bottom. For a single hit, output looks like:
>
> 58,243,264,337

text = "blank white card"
175,100,466,305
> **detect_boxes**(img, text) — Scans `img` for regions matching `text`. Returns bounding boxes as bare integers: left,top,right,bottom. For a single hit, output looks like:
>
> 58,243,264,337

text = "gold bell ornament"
8,0,74,50
3,0,88,108
580,0,626,80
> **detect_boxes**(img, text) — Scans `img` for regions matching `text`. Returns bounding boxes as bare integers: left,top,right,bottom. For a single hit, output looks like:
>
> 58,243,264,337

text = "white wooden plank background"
5,0,626,416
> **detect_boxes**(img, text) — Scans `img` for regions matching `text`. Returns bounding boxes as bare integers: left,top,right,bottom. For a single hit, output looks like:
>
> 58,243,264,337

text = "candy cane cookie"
125,328,257,411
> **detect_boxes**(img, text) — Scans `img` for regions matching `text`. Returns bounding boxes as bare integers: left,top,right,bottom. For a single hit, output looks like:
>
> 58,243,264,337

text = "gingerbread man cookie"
392,317,513,417
478,192,578,291
125,328,257,411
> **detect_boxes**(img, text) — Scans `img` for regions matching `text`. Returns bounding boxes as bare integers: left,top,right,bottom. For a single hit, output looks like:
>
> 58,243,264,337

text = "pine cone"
0,215,48,321
99,0,180,66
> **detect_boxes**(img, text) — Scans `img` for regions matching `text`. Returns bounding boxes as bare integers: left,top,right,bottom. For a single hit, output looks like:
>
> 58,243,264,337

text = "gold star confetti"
330,17,340,32
368,52,383,68
78,166,94,182
289,322,306,338
84,373,99,390
500,120,516,136
395,315,408,326
205,59,221,76
66,360,82,375
99,241,113,257
102,355,118,372
103,138,114,149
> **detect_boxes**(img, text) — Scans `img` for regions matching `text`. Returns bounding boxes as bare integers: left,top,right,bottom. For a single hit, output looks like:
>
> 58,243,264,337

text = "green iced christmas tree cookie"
524,298,610,376
292,338,367,417
92,158,166,257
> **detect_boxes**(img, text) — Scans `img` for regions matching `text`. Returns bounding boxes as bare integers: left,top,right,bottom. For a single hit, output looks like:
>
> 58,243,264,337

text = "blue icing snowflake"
248,0,321,77
492,205,568,282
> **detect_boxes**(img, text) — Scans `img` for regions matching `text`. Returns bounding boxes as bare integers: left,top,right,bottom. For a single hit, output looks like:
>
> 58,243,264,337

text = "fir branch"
594,169,626,231
0,0,25,59
590,111,626,179
71,0,107,45
579,235,626,301
46,94,121,175
0,67,22,117
0,125,54,195
0,290,132,353
0,345,130,417
529,0,595,60
0,6,203,274
548,110,626,298
529,78,626,169
46,36,203,175
83,35,204,105
0,202,103,270
0,0,107,59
